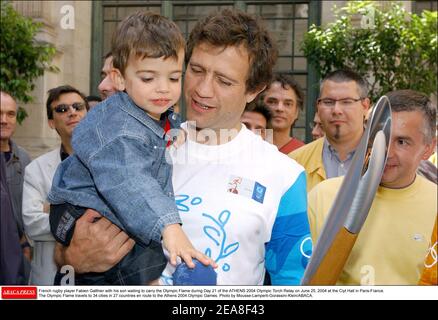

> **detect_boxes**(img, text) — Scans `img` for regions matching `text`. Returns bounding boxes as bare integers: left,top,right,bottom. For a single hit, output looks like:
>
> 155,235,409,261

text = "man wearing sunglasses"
21,85,89,284
290,70,370,192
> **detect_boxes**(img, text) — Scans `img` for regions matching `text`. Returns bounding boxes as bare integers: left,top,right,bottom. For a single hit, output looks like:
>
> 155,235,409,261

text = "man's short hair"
386,89,436,143
46,85,88,120
0,90,17,108
244,100,272,123
103,51,112,60
111,11,185,76
264,73,304,111
320,69,369,99
85,95,102,104
186,8,278,94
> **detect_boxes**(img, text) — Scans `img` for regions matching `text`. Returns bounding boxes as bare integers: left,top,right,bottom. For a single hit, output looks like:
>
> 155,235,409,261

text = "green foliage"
302,1,437,102
0,1,58,123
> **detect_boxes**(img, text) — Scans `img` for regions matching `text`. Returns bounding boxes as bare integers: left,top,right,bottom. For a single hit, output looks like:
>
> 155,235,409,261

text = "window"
413,0,437,14
102,1,161,55
92,1,321,141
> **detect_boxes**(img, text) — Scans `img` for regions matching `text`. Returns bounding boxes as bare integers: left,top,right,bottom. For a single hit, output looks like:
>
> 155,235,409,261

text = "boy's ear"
110,68,126,91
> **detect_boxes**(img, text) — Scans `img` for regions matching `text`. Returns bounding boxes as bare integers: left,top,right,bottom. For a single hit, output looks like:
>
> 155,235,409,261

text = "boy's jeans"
51,203,166,285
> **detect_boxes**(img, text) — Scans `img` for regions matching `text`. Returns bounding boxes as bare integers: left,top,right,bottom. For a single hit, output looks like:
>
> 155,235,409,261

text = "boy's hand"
162,224,217,269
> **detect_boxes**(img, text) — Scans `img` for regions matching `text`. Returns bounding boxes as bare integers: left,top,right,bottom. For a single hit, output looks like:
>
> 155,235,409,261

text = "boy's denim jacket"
48,92,182,247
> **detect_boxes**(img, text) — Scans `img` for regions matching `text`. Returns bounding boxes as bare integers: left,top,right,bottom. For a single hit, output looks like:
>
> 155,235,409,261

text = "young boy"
48,12,213,285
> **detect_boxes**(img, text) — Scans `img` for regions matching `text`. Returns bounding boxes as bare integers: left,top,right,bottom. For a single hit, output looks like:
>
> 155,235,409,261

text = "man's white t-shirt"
161,123,311,285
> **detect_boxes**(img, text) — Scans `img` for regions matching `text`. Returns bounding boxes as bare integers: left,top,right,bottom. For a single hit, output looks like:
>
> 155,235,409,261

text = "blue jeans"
51,203,166,285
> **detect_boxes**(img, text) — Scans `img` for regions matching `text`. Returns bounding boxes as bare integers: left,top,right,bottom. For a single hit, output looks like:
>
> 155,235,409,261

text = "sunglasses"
53,102,86,114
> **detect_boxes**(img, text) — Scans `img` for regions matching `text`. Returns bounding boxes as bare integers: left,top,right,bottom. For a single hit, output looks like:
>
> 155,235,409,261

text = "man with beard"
290,70,370,192
308,90,436,284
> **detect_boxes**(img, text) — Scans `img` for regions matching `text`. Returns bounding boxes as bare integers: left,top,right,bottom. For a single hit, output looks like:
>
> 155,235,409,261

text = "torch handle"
307,228,358,285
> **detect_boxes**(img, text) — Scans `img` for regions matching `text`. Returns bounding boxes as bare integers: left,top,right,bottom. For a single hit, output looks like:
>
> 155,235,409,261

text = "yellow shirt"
308,175,437,285
289,138,326,192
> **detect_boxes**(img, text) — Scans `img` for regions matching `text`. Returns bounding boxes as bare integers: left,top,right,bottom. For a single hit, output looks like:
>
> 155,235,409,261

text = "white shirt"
161,124,311,285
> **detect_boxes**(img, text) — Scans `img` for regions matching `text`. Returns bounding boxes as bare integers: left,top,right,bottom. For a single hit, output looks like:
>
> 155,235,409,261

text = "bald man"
1,91,32,279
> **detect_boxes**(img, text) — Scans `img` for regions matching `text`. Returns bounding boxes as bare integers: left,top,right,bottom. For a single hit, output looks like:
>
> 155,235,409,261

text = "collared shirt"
322,138,355,179
59,144,70,161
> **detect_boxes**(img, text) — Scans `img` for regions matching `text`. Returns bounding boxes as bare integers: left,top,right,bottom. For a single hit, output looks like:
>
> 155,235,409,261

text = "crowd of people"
1,8,436,286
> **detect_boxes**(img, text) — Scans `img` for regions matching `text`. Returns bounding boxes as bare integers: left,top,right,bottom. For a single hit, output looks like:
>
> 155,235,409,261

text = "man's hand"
162,224,217,269
23,246,32,261
56,209,135,274
43,202,50,214
20,235,32,261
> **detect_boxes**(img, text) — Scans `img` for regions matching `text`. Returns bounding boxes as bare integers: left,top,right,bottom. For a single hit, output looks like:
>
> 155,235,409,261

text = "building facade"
11,0,434,158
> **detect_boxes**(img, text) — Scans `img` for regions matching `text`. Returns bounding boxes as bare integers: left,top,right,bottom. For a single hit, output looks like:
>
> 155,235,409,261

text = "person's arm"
84,135,181,246
22,163,55,241
265,172,312,285
85,136,214,268
161,223,216,268
54,209,135,274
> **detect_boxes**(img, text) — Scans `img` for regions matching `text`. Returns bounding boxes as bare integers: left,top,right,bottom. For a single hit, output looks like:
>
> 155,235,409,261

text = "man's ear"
422,137,437,160
362,97,371,112
48,119,55,130
245,85,266,104
110,68,126,91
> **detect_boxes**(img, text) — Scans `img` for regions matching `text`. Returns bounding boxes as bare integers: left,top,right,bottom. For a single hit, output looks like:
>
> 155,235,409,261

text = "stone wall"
12,1,92,159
